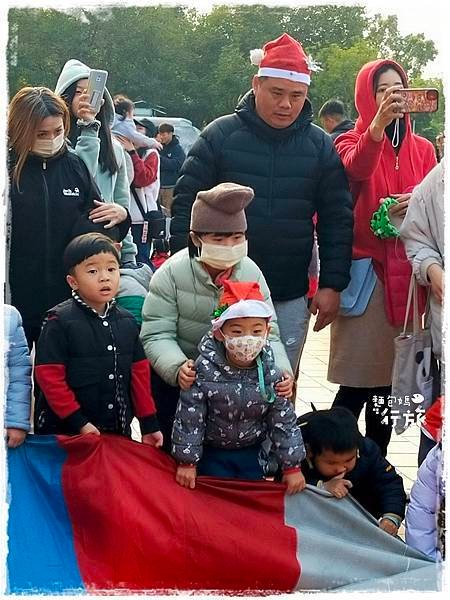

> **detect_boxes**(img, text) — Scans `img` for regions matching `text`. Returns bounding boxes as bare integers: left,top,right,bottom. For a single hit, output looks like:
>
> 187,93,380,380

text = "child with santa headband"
172,279,305,494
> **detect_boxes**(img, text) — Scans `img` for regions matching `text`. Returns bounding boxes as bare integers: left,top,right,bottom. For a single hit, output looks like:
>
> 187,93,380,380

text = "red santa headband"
211,280,273,332
250,32,321,86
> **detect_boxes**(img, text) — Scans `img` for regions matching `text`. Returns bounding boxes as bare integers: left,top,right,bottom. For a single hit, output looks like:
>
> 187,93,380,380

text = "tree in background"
7,4,444,141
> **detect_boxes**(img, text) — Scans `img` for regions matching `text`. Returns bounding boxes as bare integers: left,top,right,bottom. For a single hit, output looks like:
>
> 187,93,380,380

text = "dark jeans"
197,444,264,479
130,224,152,267
332,385,392,456
150,371,180,453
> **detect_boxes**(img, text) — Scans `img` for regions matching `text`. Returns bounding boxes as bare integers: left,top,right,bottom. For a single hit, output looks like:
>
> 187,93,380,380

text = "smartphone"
86,69,108,114
398,88,439,113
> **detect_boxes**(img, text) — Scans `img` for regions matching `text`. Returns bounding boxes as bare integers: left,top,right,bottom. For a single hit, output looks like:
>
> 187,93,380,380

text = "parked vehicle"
133,110,200,154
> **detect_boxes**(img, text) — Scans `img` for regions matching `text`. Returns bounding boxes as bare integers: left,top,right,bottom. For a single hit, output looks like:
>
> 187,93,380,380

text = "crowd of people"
4,31,445,567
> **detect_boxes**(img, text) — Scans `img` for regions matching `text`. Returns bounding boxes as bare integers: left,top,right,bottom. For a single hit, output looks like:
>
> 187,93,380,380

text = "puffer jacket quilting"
171,91,353,301
172,333,305,469
140,248,291,385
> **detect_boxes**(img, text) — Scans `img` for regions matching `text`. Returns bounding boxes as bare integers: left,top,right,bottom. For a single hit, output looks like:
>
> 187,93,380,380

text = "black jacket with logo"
302,437,407,520
8,146,130,330
170,91,353,301
159,136,186,187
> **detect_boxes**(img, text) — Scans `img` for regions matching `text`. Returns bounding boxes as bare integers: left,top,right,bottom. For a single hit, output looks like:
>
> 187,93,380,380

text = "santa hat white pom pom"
250,48,264,66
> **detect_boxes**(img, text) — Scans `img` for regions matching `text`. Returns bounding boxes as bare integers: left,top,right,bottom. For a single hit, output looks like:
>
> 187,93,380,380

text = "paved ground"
296,320,420,494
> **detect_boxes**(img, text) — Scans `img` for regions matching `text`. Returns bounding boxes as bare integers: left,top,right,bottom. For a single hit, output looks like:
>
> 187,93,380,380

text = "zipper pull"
43,160,47,170
395,156,399,171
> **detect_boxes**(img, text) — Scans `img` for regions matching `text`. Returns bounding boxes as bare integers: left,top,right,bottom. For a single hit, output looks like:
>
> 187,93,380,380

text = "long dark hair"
61,81,118,177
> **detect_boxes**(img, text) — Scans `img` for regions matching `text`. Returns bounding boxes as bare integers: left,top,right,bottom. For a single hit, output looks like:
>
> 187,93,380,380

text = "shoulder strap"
130,184,148,220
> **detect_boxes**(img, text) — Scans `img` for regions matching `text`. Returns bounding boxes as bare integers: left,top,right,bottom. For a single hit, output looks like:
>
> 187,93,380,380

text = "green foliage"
7,3,442,139
366,14,437,79
310,40,378,119
408,76,445,143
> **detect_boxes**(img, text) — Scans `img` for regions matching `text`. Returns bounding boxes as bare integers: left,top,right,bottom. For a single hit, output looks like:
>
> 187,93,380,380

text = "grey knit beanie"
190,182,254,233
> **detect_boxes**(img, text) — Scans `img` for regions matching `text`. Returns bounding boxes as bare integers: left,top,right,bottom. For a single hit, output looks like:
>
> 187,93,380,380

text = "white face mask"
224,334,266,363
198,240,248,270
32,132,65,158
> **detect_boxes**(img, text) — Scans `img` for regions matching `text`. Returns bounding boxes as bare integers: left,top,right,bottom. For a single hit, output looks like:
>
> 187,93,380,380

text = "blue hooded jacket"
4,305,32,431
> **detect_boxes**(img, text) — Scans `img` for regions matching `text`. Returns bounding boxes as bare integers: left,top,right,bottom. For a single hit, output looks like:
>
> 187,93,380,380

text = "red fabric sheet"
60,434,300,592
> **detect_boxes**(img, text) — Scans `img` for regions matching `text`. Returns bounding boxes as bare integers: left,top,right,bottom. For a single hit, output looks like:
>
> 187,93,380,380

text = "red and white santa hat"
211,280,273,332
250,32,321,86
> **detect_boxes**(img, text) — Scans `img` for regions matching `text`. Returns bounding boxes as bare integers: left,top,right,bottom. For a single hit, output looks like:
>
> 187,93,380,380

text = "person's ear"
266,322,272,335
189,231,201,247
252,74,260,93
214,328,225,341
113,242,122,253
66,274,78,290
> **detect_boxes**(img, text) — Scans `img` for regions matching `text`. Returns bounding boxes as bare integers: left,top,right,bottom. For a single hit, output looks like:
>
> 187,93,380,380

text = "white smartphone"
86,69,108,114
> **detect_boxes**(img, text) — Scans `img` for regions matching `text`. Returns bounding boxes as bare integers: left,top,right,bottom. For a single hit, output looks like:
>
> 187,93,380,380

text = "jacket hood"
235,90,313,140
166,135,180,147
354,59,411,134
119,262,153,288
54,59,115,127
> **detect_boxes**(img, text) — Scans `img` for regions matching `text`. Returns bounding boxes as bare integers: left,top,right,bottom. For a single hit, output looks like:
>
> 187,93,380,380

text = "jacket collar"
71,290,116,319
9,144,69,172
235,89,313,141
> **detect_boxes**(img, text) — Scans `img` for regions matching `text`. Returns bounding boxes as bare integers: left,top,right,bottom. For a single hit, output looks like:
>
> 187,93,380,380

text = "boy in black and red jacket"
34,232,162,446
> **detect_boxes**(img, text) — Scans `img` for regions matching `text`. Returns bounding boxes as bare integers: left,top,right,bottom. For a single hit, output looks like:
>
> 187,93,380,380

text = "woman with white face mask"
140,182,292,451
7,86,130,348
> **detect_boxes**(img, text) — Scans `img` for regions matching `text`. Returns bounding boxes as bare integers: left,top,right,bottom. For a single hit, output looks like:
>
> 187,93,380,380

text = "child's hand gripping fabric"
379,514,401,536
80,422,101,435
142,431,164,448
6,428,27,448
282,469,306,495
323,471,353,498
176,464,197,489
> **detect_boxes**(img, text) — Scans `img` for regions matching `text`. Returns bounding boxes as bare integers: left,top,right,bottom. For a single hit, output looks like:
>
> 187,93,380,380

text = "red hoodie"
335,59,436,325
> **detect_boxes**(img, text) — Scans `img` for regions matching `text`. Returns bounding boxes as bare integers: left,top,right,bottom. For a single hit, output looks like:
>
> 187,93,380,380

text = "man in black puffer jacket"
170,33,353,372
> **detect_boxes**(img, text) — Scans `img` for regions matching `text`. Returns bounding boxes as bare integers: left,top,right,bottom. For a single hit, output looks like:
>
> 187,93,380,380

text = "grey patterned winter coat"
172,334,305,470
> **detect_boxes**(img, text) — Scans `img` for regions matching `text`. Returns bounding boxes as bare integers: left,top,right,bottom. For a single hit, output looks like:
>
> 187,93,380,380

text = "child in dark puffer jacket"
172,280,305,494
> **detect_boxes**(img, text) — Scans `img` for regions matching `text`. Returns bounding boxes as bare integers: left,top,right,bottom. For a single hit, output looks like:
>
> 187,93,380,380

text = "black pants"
150,371,180,453
23,321,42,352
198,444,264,479
332,385,392,456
